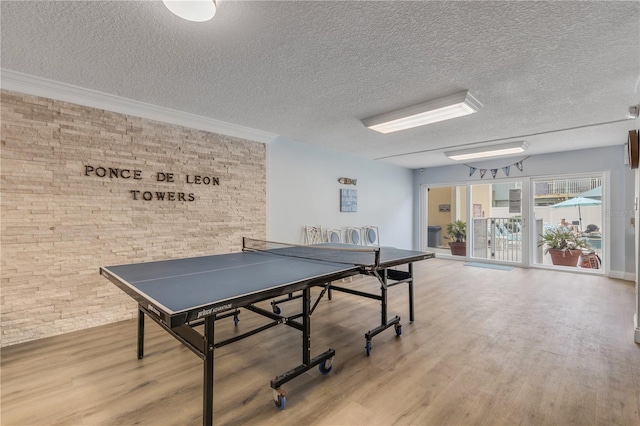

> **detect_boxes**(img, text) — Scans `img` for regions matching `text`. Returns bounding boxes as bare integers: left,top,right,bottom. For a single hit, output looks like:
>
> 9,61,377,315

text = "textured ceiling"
1,1,639,169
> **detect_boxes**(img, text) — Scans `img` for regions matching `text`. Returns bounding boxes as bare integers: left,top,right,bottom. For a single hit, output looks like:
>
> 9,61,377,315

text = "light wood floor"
2,259,639,425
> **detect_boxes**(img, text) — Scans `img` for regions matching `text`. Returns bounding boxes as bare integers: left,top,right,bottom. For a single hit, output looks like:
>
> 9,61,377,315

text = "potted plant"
538,228,589,267
446,220,467,256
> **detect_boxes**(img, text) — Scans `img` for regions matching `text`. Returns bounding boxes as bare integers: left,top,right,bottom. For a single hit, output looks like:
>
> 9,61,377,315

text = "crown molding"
0,69,278,144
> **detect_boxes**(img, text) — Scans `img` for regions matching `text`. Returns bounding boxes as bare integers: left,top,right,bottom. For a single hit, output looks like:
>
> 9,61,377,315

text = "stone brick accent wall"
0,90,267,347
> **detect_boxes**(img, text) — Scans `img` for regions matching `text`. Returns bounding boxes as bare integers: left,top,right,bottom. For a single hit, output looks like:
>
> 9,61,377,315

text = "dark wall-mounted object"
629,130,639,169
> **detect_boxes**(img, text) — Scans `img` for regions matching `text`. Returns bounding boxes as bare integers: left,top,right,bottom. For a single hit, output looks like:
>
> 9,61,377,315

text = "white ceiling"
1,1,639,169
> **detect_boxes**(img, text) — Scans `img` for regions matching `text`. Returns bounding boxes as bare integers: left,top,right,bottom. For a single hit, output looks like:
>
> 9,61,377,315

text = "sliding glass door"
423,182,526,266
470,181,525,264
532,175,604,272
422,173,605,273
423,185,468,257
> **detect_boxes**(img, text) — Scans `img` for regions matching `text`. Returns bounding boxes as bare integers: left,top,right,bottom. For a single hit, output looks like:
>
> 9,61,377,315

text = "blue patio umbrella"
551,196,601,230
578,186,602,200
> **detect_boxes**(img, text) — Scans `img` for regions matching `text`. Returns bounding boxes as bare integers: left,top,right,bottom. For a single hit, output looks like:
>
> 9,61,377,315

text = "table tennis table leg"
362,270,403,355
270,287,335,403
380,273,388,326
408,263,415,322
137,308,144,359
203,315,215,426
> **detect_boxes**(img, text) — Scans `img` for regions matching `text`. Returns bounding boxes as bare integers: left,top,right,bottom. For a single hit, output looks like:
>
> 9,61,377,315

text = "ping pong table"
100,238,434,425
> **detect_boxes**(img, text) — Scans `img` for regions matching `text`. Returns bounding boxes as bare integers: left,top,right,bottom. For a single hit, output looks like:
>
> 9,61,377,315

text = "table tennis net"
243,238,380,267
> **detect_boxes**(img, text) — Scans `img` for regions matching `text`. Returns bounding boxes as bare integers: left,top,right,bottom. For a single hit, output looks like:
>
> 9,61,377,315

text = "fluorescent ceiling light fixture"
163,0,216,22
362,90,482,134
445,141,528,161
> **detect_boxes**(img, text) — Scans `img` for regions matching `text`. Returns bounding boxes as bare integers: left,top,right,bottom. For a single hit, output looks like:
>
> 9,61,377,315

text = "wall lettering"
85,165,142,180
156,172,175,182
129,191,196,202
84,164,220,202
186,175,220,185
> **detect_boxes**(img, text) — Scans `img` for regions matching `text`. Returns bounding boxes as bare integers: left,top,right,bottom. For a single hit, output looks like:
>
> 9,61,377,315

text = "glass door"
532,175,604,272
424,185,468,257
470,181,525,264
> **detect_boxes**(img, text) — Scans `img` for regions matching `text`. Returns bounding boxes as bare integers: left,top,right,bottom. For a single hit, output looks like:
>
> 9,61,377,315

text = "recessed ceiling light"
445,141,528,161
362,91,482,134
163,0,216,22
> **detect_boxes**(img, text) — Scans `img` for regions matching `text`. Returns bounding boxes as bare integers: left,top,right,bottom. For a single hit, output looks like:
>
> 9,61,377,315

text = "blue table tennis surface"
102,245,428,315
101,242,433,425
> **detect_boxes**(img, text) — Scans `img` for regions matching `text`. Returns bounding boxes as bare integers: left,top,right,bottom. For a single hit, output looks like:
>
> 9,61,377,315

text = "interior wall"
414,145,636,279
0,91,267,346
268,138,414,249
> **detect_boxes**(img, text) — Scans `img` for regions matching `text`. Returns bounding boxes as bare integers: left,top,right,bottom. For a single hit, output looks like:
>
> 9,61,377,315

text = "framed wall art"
340,189,357,212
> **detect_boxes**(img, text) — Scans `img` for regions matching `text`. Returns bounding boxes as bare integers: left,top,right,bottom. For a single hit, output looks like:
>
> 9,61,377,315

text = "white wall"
414,146,636,278
268,138,414,249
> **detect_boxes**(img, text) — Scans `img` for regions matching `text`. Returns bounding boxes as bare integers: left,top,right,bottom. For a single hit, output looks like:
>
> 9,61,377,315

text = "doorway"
422,182,526,266
532,175,605,272
422,174,606,273
469,181,525,264
424,185,468,257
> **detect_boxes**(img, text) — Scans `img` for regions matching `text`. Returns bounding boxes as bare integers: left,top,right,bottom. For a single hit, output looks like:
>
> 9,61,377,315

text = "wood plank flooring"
2,259,639,425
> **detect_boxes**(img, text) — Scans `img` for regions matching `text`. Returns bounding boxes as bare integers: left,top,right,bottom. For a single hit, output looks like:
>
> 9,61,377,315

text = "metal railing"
472,217,522,262
536,178,602,196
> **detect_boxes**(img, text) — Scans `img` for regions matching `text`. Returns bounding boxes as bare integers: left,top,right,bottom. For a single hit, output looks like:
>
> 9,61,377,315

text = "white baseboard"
608,270,636,282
